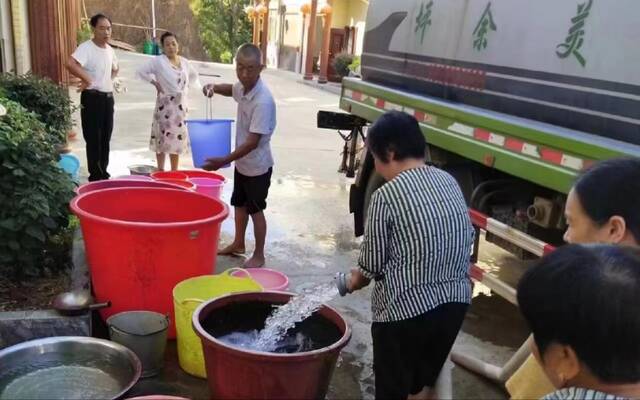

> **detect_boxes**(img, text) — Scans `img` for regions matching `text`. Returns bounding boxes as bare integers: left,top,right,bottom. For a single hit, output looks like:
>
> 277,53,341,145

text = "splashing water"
218,282,339,353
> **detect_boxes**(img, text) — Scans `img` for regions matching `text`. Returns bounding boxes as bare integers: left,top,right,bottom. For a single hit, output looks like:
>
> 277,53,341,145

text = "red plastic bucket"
189,177,224,199
151,171,188,181
155,179,196,191
76,179,188,195
71,188,229,338
193,291,351,400
114,175,154,181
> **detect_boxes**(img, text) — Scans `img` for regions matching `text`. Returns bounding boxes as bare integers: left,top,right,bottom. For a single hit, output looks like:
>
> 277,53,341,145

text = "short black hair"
90,13,112,28
573,158,640,242
517,244,640,383
160,31,177,46
366,111,426,163
235,43,262,64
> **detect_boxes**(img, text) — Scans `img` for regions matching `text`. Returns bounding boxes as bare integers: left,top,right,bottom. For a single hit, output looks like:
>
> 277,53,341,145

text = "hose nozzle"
335,272,350,297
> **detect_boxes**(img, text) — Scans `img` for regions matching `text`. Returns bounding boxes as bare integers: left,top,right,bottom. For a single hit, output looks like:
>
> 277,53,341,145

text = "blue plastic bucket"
186,119,233,169
58,153,80,181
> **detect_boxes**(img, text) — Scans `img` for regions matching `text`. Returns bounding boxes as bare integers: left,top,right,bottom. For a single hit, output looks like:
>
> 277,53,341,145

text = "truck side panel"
361,1,640,145
340,77,640,195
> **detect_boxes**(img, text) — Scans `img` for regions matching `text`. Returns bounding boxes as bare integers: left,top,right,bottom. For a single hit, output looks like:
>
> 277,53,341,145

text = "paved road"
71,51,529,399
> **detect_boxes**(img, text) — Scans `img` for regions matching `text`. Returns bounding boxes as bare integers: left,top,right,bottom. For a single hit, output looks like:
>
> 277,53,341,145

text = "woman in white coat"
136,32,201,171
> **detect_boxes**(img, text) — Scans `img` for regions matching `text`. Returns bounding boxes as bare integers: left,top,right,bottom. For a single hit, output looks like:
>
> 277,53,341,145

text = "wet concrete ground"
72,51,531,399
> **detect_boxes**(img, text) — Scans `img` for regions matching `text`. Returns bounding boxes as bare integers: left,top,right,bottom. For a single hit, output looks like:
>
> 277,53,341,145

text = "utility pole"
151,0,157,40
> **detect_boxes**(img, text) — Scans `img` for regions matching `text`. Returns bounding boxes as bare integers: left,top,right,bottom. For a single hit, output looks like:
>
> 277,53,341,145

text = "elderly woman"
344,111,475,400
507,157,640,399
136,32,202,171
517,244,640,400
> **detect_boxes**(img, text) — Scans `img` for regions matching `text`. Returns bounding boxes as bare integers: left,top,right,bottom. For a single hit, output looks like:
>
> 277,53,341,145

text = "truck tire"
362,171,386,228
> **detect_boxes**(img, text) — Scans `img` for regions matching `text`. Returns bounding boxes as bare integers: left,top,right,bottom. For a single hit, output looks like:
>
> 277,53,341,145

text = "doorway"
327,28,346,82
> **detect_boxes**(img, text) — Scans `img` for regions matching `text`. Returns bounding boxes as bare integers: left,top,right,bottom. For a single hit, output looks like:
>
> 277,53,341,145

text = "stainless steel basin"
0,336,141,400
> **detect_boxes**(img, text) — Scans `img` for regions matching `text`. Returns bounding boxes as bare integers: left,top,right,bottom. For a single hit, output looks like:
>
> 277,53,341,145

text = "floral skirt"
149,93,189,155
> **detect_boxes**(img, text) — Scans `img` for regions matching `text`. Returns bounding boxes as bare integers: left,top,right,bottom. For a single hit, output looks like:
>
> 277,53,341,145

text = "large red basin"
193,291,351,399
70,187,229,337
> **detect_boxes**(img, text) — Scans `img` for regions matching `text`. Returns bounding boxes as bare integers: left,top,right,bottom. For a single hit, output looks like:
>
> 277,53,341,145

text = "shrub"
0,73,77,145
220,51,233,64
332,53,354,78
77,19,92,44
348,56,361,75
0,98,76,278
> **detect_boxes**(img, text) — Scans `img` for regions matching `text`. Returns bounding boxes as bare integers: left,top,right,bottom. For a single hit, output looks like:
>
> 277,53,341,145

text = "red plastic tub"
193,291,351,399
71,188,229,338
151,171,188,181
76,179,188,195
155,179,196,191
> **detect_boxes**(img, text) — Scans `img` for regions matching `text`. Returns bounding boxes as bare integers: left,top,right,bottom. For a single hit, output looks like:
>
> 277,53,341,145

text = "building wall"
346,0,367,55
331,1,349,28
281,9,304,72
271,0,367,72
0,0,15,72
10,0,31,74
329,0,367,55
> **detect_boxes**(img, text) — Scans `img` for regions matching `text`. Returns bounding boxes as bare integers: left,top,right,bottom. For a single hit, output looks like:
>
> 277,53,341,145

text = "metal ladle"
52,290,111,316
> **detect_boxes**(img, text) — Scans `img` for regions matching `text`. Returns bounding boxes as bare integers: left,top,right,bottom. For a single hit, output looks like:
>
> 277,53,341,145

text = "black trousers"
372,303,469,400
81,90,114,181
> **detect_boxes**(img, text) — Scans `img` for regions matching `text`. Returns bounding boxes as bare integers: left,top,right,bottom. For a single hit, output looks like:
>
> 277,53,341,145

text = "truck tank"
361,0,640,145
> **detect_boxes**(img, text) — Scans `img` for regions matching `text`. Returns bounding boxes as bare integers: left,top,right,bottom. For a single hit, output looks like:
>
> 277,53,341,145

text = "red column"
317,5,333,84
303,0,318,80
260,0,270,65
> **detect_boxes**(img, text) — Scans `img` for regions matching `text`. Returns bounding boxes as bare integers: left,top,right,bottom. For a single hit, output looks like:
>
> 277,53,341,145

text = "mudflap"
349,149,374,237
350,182,365,237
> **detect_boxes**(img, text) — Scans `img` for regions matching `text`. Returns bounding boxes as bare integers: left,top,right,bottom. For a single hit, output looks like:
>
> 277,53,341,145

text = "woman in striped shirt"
344,111,475,400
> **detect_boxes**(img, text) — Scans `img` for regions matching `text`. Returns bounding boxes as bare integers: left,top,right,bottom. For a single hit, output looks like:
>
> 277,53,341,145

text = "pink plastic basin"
180,170,227,183
230,268,289,291
76,179,188,195
190,177,224,199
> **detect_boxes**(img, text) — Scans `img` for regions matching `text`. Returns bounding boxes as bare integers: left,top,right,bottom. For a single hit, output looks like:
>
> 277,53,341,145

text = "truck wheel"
362,172,386,227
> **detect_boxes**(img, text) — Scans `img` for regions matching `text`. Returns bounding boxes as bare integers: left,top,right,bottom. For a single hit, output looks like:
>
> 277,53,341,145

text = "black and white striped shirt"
543,388,629,400
358,166,474,323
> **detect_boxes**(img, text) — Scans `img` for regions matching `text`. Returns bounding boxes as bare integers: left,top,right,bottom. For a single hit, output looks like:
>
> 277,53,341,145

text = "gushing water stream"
219,282,339,352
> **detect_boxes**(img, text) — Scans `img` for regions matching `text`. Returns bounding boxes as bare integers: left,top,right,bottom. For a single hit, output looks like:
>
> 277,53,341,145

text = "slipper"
217,246,246,256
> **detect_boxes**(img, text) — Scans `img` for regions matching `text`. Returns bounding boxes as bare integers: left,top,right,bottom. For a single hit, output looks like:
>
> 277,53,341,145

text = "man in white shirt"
202,44,277,269
66,14,119,181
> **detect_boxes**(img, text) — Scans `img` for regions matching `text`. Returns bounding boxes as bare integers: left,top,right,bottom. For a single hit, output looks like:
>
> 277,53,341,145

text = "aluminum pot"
107,311,169,378
0,336,141,400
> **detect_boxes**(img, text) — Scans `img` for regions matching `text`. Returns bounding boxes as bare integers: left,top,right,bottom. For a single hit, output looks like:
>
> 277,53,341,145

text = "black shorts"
230,168,272,214
372,302,468,400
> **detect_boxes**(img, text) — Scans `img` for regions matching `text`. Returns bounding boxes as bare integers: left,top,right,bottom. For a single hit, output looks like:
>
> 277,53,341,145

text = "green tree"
196,0,253,63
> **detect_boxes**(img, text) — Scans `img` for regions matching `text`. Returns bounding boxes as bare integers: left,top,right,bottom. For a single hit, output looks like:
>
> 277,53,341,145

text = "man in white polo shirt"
202,44,276,269
66,13,119,181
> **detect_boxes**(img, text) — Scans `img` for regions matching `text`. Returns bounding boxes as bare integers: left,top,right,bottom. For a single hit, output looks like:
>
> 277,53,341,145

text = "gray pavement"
69,51,529,399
